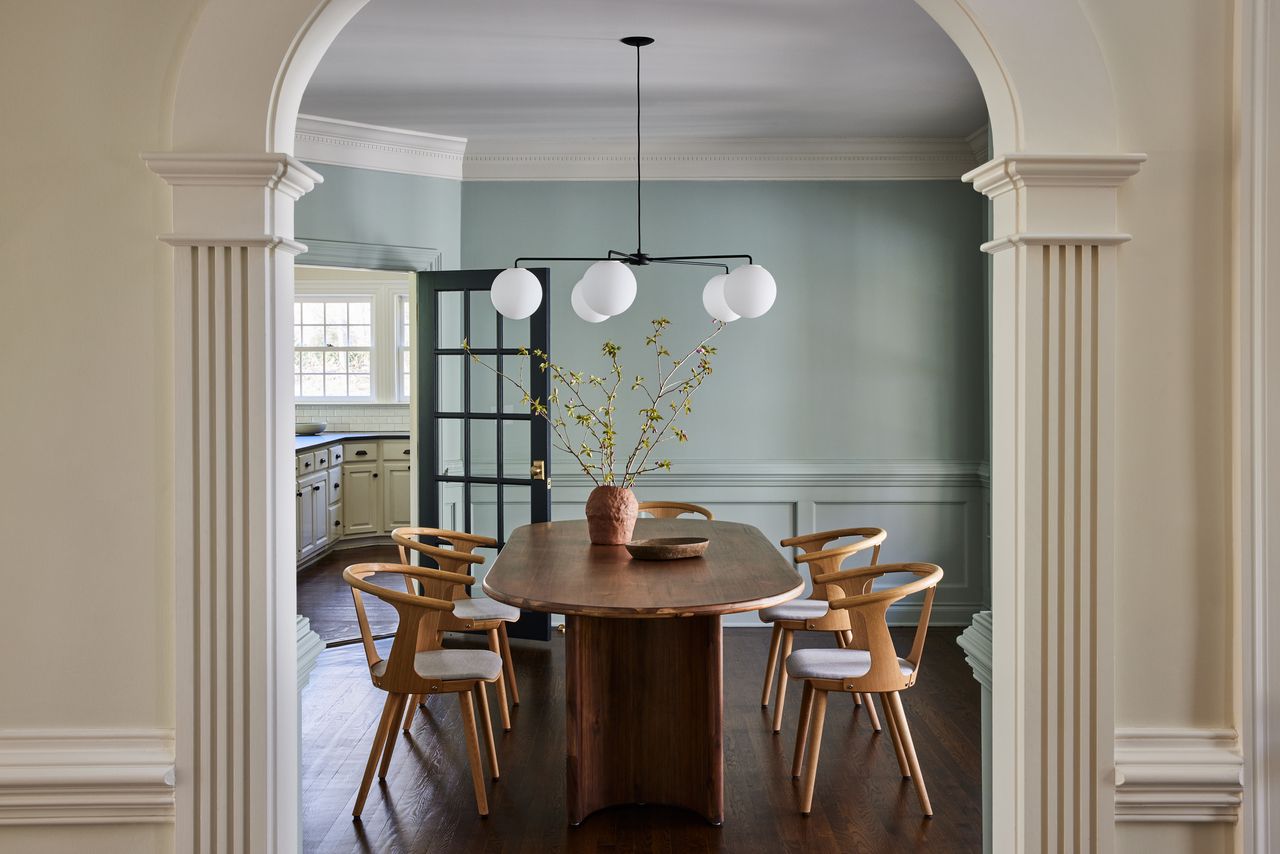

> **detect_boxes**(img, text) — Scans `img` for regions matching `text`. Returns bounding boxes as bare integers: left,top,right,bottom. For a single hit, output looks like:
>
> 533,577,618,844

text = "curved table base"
565,614,724,826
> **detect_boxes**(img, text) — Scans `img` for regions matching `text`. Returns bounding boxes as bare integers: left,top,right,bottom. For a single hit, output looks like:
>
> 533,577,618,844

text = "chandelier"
489,36,778,323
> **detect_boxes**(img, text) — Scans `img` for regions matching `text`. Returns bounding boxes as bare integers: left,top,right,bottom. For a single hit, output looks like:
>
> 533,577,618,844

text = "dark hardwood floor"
301,625,982,853
298,544,402,644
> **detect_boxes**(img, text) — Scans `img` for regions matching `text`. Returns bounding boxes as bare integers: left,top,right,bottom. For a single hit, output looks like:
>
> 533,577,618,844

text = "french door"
416,268,552,641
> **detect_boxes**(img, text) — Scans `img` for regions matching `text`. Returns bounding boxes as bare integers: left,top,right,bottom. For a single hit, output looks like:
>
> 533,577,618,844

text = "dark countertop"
294,431,409,453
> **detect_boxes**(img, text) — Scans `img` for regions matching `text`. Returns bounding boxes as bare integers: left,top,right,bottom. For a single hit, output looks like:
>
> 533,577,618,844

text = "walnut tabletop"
482,518,803,619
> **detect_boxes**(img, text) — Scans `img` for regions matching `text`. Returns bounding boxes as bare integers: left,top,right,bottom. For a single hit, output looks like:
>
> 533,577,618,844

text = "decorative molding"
297,616,325,692
541,458,991,489
0,730,175,826
295,114,466,181
957,609,993,690
1114,729,1244,822
963,153,1147,196
142,152,322,198
980,232,1133,254
965,125,991,161
295,237,441,271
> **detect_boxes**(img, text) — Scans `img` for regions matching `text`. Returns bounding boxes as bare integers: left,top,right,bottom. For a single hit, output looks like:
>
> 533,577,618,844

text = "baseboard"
1114,728,1244,822
0,729,175,826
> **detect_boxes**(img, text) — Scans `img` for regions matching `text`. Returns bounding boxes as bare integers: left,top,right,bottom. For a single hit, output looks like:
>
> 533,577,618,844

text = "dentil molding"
293,114,986,182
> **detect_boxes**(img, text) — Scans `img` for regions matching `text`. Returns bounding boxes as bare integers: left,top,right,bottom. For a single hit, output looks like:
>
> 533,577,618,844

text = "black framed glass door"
416,268,552,641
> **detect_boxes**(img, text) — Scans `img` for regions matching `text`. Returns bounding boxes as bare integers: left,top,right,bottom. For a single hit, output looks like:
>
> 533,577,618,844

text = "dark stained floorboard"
301,626,981,853
298,544,402,644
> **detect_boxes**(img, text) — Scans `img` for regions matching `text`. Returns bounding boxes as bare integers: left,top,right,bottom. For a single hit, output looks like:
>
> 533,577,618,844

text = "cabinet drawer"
327,468,342,504
296,452,317,476
346,442,378,462
328,444,345,466
314,446,331,469
382,440,411,460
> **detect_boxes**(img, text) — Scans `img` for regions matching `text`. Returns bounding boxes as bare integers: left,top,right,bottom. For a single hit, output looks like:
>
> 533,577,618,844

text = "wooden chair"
636,500,714,520
392,527,521,732
787,561,943,816
760,527,886,732
344,562,503,818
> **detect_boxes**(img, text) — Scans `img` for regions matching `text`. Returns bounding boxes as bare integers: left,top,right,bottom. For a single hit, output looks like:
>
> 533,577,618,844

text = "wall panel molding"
0,730,175,826
1114,728,1244,823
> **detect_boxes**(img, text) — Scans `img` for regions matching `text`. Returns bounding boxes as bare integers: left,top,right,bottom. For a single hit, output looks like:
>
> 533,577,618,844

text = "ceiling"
300,0,988,142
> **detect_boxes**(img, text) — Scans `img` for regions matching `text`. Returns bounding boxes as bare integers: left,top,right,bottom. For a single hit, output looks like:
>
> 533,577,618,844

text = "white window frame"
294,269,413,405
396,292,413,403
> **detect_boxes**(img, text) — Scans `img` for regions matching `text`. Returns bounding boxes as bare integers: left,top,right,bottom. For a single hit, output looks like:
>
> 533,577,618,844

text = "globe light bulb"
490,268,542,320
572,279,609,323
701,273,740,322
723,264,776,318
580,260,637,317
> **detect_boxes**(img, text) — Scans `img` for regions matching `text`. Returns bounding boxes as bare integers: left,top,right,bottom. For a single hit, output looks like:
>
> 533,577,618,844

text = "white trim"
142,152,322,198
966,125,991,161
296,238,441,271
980,233,1133,254
295,114,466,180
957,609,994,690
962,153,1147,195
1114,729,1244,823
296,616,324,691
0,730,175,826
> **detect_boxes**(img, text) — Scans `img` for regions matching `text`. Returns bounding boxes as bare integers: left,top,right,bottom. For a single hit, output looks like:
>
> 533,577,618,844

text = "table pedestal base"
565,614,724,825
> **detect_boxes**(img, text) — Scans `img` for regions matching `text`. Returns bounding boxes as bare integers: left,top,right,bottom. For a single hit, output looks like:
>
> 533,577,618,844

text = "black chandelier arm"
649,253,755,265
650,258,731,273
513,256,617,266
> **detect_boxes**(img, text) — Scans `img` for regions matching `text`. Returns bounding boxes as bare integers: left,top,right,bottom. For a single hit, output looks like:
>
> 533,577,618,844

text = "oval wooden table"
483,518,803,826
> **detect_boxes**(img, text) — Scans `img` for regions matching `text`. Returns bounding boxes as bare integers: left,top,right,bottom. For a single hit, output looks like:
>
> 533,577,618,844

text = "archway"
146,1,1143,850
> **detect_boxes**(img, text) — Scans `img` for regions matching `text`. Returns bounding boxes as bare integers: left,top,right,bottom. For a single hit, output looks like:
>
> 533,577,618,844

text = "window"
293,268,414,404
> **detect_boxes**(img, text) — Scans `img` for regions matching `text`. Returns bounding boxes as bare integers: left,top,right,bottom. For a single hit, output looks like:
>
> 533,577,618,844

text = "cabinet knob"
333,482,339,489
373,472,379,479
313,484,321,491
334,520,341,527
403,449,410,455
355,450,368,457
304,461,311,468
296,491,302,497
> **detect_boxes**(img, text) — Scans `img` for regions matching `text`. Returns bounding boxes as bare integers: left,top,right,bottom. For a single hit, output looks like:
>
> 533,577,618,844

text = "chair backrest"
392,527,494,599
781,527,886,601
813,562,944,692
636,500,713,520
344,562,472,694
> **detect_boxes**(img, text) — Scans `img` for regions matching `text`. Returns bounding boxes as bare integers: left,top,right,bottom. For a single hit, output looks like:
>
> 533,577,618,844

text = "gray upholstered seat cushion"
784,647,915,681
758,598,830,623
452,597,521,623
372,649,502,682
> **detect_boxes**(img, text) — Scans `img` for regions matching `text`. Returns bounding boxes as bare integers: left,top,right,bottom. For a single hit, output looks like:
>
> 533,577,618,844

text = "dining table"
482,517,803,826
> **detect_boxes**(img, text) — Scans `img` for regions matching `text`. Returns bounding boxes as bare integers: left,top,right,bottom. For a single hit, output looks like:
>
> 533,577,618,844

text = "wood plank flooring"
302,626,982,853
298,544,402,644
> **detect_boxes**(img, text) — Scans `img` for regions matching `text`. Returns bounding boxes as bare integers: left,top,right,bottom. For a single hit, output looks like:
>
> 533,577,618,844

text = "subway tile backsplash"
295,404,410,432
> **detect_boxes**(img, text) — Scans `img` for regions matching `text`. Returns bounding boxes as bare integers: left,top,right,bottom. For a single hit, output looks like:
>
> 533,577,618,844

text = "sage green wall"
296,163,462,268
461,180,987,465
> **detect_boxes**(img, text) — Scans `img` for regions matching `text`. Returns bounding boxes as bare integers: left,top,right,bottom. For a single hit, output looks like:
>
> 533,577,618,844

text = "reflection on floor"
301,627,982,853
298,544,401,645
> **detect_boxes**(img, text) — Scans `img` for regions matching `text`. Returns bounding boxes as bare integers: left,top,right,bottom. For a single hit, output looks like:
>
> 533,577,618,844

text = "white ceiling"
300,0,987,142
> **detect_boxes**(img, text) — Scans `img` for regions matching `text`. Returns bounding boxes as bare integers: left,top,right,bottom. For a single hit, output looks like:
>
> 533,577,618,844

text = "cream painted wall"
0,0,200,849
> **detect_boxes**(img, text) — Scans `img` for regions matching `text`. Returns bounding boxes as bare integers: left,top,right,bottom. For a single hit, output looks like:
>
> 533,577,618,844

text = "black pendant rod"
621,36,653,256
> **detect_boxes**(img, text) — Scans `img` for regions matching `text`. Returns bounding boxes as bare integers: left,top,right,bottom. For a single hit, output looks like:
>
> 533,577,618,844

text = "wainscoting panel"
451,460,990,627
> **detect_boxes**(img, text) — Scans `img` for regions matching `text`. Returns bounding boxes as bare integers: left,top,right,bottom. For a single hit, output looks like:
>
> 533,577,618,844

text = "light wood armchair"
392,527,520,732
637,500,714,520
787,561,943,816
344,562,503,818
760,527,886,732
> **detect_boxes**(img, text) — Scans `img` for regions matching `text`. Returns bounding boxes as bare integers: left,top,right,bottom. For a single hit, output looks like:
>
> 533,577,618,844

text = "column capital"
963,153,1146,197
142,152,322,198
957,610,994,691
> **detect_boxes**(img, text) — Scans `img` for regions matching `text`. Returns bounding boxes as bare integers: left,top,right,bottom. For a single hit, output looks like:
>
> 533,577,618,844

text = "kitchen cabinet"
340,462,380,536
381,460,412,532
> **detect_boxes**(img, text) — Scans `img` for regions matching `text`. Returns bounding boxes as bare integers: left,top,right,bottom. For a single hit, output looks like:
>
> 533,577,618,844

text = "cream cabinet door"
342,462,381,535
380,460,411,532
298,471,327,556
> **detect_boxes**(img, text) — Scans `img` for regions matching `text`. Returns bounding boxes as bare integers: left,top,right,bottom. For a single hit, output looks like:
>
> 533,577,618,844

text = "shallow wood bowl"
624,537,710,561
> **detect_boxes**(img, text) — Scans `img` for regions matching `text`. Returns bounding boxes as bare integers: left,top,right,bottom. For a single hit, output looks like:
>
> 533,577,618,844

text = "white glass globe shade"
490,267,542,320
701,274,740,323
571,279,609,323
723,264,776,318
580,260,637,317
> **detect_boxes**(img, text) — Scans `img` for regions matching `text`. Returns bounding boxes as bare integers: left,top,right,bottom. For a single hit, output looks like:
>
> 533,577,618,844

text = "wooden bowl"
624,537,709,561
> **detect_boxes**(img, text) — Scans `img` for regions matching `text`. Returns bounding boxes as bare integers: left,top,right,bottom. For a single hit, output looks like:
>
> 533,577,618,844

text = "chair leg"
353,693,400,818
863,689,882,732
799,689,828,815
498,622,519,706
888,692,932,817
458,689,489,816
474,683,500,780
792,682,815,779
761,624,783,708
487,628,512,731
772,629,794,733
378,694,408,779
881,693,910,777
401,693,422,732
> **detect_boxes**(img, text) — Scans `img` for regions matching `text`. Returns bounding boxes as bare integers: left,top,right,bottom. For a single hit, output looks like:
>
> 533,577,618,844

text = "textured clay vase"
584,485,639,545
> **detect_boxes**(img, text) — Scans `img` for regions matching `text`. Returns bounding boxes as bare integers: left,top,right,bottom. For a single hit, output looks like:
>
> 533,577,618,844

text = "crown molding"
1114,728,1244,822
463,136,981,181
143,153,322,198
963,153,1147,197
0,729,175,825
295,114,467,181
292,115,983,181
965,125,990,161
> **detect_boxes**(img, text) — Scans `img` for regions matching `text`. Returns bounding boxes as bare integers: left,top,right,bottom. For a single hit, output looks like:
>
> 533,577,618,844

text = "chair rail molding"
965,151,1144,852
143,152,320,854
1113,729,1244,822
0,729,175,826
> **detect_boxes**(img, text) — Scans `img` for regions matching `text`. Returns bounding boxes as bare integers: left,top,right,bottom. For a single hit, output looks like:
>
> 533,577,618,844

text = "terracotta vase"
584,485,639,545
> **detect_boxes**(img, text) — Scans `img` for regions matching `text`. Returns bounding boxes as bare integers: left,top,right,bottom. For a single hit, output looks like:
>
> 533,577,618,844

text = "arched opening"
151,0,1138,849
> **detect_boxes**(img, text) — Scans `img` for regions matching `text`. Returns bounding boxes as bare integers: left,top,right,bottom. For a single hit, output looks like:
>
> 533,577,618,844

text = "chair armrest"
781,527,885,551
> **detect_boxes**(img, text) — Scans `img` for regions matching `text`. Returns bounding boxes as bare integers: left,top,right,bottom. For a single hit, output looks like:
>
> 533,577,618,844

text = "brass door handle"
530,460,546,480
